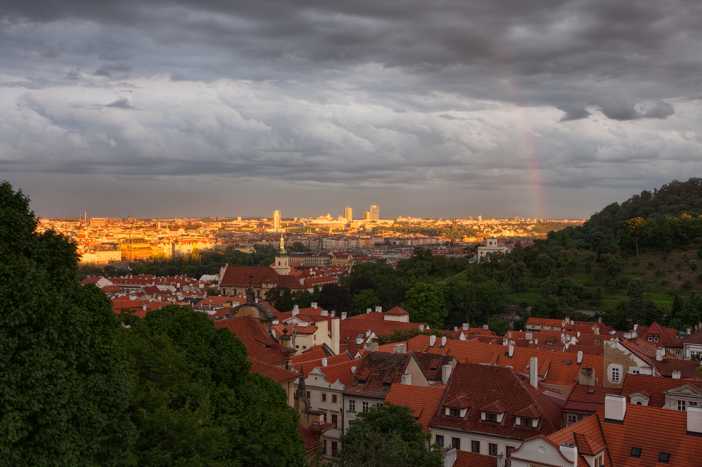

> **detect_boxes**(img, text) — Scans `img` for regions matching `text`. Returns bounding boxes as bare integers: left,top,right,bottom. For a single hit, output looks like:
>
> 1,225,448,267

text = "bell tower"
272,235,291,275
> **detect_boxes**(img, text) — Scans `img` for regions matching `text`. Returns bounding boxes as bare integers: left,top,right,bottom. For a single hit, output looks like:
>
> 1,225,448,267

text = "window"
322,393,327,402
332,394,338,404
566,413,579,425
471,440,480,453
449,408,460,417
485,412,498,423
451,438,461,449
331,441,338,457
677,400,687,411
435,435,445,447
332,414,338,428
323,440,327,455
489,443,498,456
515,416,521,426
608,364,622,384
506,446,514,459
630,447,642,458
362,401,369,413
306,391,311,401
658,452,671,463
348,399,356,413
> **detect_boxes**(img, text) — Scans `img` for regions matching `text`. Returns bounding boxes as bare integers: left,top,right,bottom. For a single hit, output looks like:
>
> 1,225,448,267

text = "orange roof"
385,383,445,431
386,306,409,316
453,451,497,467
250,359,298,383
600,404,702,467
548,415,607,456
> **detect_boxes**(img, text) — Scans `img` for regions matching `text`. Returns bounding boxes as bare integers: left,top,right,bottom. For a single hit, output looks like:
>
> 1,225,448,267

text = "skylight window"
658,452,671,463
630,447,642,458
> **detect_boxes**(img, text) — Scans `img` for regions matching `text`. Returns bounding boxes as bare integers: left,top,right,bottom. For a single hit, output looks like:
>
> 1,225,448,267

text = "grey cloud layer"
1,1,702,216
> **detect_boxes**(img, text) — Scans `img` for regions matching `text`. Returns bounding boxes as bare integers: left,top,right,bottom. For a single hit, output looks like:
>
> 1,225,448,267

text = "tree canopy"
339,405,441,467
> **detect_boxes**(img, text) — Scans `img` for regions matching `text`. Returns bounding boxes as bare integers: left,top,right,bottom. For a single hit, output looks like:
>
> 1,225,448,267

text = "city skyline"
3,2,702,219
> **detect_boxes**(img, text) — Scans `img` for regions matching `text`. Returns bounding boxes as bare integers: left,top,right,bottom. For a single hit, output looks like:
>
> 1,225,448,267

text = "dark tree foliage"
121,306,306,467
339,405,441,467
0,181,134,466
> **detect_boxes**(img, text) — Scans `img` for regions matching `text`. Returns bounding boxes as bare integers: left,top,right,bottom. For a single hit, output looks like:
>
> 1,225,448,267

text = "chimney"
401,372,412,385
459,332,466,341
321,357,328,367
440,336,447,347
355,335,364,345
577,350,583,364
429,335,437,347
482,324,488,330
604,394,627,422
462,322,469,331
375,305,382,313
311,302,318,309
341,312,348,320
525,331,533,340
672,370,682,379
321,309,329,317
508,343,515,358
687,406,702,434
529,356,538,389
394,343,407,354
656,347,665,362
441,364,453,384
331,318,340,354
366,308,371,314
351,366,357,374
292,305,300,316
419,324,425,332
559,443,578,467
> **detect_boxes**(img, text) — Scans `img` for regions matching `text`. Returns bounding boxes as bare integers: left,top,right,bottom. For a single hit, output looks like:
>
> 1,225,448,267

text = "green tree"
404,282,447,328
0,181,134,466
352,289,381,314
122,306,305,467
340,405,441,467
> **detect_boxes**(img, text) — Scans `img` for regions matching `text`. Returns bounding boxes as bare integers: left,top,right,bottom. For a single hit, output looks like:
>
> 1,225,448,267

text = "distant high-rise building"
272,209,281,232
344,206,353,222
369,204,380,220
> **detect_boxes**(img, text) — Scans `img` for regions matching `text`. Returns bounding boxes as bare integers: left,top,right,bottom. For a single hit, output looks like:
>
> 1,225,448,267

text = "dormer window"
515,416,521,426
481,412,503,423
530,417,540,428
648,335,660,343
630,447,642,458
658,452,671,463
450,408,460,417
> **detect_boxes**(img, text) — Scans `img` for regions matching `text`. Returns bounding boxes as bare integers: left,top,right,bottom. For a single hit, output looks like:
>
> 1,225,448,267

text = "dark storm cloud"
3,0,702,119
1,0,702,217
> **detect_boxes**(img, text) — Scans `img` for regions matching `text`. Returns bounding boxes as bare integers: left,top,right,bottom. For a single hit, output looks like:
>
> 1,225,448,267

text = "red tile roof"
600,404,702,467
214,317,293,366
345,352,411,399
385,383,445,431
250,358,298,383
453,451,497,467
548,414,607,456
430,363,562,441
621,373,702,406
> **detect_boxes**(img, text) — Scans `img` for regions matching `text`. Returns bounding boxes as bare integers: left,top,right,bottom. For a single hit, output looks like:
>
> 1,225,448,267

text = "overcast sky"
2,1,702,218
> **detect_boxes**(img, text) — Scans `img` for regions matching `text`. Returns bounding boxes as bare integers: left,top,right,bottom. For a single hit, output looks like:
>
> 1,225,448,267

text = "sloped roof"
600,404,702,467
214,316,293,366
345,352,410,399
385,383,445,431
548,415,607,456
430,363,562,440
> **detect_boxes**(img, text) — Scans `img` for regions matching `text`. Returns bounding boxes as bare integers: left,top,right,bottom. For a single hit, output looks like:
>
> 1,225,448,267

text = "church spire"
279,234,286,255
